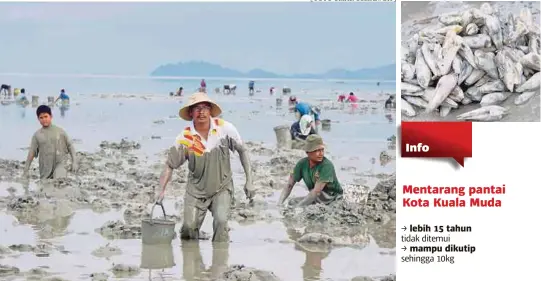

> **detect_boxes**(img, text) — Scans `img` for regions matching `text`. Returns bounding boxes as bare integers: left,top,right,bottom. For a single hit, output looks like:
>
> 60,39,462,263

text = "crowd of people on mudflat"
4,71,395,243
1,84,71,106
17,90,345,243
171,79,276,97
170,79,396,143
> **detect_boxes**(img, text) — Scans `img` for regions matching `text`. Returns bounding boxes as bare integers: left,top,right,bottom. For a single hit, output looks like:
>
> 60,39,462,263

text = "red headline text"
402,184,506,208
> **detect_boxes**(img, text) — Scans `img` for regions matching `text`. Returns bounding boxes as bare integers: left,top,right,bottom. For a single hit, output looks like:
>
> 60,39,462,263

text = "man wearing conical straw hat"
156,92,254,242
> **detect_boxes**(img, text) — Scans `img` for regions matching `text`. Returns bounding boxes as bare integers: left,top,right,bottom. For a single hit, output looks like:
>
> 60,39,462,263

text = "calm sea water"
0,75,394,97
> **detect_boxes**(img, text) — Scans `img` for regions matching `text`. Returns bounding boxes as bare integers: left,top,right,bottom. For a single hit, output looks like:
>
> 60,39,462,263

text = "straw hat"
178,92,222,121
304,134,325,152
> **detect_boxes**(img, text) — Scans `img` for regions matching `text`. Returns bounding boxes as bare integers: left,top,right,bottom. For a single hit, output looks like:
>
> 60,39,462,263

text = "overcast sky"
0,2,396,75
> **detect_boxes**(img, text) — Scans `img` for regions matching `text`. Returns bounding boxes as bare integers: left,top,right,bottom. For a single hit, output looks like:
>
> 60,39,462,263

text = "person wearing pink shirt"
346,92,358,103
200,79,207,93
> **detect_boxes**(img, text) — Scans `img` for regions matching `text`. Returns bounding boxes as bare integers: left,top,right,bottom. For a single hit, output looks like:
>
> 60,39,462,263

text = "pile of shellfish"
401,3,540,121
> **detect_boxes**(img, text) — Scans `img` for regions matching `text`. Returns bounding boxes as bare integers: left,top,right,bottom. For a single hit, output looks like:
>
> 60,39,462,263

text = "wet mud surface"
0,94,396,280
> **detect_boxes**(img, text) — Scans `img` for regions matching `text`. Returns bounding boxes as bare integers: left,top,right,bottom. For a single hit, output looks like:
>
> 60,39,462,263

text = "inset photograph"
401,1,540,122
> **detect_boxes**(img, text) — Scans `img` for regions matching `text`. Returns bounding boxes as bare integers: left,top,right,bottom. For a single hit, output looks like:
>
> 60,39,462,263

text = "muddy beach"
0,91,396,281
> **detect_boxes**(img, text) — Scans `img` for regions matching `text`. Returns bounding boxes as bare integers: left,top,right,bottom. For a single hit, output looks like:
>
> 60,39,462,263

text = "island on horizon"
150,61,396,81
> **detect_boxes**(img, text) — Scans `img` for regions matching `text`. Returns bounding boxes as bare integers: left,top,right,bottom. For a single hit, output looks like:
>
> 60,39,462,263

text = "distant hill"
150,61,395,81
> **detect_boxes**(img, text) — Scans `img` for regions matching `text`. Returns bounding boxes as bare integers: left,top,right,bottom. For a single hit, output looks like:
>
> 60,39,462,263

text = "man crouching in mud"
277,134,343,207
23,105,78,179
156,92,255,242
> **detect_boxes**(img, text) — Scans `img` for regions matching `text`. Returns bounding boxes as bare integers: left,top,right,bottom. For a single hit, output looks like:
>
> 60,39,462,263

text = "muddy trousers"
181,189,232,242
39,162,68,180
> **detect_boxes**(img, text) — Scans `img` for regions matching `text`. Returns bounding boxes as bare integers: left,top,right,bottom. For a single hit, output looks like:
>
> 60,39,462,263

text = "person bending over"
295,101,321,127
290,114,316,141
55,89,70,103
385,95,396,109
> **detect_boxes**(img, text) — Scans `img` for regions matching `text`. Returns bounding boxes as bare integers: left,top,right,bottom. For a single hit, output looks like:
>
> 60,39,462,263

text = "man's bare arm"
296,181,327,207
235,143,252,184
158,146,187,199
159,165,173,189
278,175,297,205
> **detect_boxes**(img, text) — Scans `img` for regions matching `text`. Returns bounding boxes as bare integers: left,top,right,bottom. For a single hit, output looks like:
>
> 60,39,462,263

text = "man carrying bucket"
277,134,343,207
156,92,255,242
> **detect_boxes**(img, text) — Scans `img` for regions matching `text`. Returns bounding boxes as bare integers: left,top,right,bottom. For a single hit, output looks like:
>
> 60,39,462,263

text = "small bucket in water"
47,96,54,104
321,119,331,131
31,96,39,107
141,202,176,245
276,98,283,106
274,125,291,150
140,243,175,270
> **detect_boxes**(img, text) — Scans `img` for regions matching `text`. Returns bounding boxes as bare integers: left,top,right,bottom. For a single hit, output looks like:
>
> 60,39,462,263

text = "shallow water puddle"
1,198,395,281
0,214,37,245
0,181,39,197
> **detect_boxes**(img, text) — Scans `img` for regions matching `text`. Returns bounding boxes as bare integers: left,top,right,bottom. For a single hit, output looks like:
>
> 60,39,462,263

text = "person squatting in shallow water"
290,114,316,141
17,88,28,104
23,105,78,179
156,92,255,242
289,95,297,106
346,92,358,103
385,94,396,109
277,134,343,207
223,84,236,95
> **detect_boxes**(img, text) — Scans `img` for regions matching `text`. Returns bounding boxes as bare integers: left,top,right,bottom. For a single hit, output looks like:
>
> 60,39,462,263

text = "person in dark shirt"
385,94,396,109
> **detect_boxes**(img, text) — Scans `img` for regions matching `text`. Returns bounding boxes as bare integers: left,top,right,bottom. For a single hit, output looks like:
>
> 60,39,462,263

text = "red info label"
401,122,472,167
